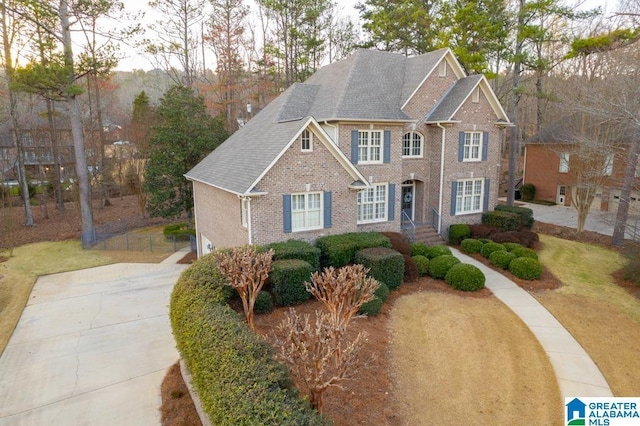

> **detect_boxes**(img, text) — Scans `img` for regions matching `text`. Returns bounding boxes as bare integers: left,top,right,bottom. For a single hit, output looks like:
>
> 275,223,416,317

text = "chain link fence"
89,218,192,253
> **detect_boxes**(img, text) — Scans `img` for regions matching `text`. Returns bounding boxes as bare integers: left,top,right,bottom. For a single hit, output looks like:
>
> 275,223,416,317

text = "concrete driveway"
0,259,188,426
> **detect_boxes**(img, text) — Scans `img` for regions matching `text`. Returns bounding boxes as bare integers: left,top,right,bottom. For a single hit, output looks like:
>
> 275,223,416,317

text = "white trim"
437,123,446,234
291,191,323,232
402,131,424,158
301,128,313,152
455,178,485,215
357,182,388,224
357,129,383,164
462,131,482,162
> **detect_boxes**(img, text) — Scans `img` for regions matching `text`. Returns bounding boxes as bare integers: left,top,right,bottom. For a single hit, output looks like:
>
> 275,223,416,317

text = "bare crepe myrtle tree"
214,246,273,331
276,309,373,414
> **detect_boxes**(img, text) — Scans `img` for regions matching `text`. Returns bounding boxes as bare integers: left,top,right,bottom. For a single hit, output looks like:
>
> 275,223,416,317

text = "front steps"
403,223,446,245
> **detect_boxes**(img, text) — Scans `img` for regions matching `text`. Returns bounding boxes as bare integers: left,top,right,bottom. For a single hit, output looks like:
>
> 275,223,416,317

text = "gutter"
436,122,447,235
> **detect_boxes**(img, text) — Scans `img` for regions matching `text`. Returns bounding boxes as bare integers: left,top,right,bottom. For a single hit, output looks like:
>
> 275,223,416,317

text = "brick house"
186,48,511,255
524,131,640,212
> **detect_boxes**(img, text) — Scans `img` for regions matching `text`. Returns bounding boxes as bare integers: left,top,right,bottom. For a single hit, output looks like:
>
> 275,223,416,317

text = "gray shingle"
426,74,482,122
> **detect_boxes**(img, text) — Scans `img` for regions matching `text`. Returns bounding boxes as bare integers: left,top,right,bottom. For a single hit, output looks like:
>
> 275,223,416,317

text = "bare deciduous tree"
214,246,273,330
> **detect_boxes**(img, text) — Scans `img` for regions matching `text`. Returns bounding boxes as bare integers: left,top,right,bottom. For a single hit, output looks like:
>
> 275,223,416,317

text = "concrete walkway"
0,249,189,426
451,248,613,398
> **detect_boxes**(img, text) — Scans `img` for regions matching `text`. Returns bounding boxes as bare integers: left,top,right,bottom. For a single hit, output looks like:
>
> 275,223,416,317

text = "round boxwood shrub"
503,242,524,252
509,257,543,280
411,242,429,257
359,295,384,316
460,238,484,254
254,290,273,313
489,250,517,269
412,255,429,276
425,245,452,260
445,263,486,291
511,247,538,260
481,242,506,259
448,224,471,245
374,282,390,302
428,255,461,279
479,238,492,244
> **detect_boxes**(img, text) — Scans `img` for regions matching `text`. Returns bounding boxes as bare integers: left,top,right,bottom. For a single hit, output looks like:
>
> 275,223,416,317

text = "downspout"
238,195,253,245
436,123,446,235
191,181,201,257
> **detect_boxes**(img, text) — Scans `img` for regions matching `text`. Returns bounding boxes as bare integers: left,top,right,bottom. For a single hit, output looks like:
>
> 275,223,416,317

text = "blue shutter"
324,191,332,228
482,131,489,161
283,194,292,233
458,132,465,162
388,184,395,220
351,130,358,164
383,130,391,163
450,181,458,216
483,179,491,212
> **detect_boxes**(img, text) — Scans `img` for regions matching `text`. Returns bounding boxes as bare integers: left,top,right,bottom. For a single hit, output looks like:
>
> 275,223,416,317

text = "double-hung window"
455,179,484,214
402,132,423,158
301,129,313,152
357,183,387,223
358,130,382,164
603,153,614,176
559,152,570,173
291,192,322,231
463,131,482,161
241,198,249,228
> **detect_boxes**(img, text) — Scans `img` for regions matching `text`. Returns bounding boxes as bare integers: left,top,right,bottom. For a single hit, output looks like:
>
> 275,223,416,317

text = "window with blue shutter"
351,130,358,164
458,132,465,162
483,179,491,212
482,132,489,161
283,194,292,233
450,181,458,216
383,131,391,163
388,184,395,220
324,191,332,228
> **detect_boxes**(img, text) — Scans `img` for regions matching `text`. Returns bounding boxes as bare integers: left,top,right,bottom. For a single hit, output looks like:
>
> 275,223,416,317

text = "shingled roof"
186,48,489,195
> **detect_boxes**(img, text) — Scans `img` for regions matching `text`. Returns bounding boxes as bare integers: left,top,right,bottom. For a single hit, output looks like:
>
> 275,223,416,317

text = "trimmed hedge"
374,282,390,302
445,263,486,291
354,247,404,290
481,210,520,232
270,259,313,306
520,183,536,201
481,242,506,259
359,295,384,316
495,205,534,229
503,242,524,252
509,257,543,280
489,250,517,269
265,240,321,271
461,238,484,254
448,224,471,245
176,253,235,302
511,247,538,260
412,255,429,276
163,222,195,241
170,263,326,425
411,242,429,257
428,255,461,279
382,232,412,256
315,232,391,268
425,245,452,260
490,230,539,248
255,290,274,313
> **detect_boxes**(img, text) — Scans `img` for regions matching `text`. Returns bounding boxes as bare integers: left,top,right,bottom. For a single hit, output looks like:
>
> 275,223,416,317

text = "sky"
114,0,610,72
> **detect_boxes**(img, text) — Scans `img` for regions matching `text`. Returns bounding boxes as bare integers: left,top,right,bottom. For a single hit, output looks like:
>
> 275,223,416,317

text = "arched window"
402,131,423,158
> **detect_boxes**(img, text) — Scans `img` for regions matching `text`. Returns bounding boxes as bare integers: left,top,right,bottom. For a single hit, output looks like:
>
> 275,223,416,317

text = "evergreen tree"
144,85,228,219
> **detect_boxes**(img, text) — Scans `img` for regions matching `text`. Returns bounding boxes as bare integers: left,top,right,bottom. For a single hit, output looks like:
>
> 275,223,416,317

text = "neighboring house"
523,128,640,212
186,48,511,254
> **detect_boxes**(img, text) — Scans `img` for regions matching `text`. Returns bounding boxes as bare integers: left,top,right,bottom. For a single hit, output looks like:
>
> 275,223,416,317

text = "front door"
557,185,566,205
401,183,415,221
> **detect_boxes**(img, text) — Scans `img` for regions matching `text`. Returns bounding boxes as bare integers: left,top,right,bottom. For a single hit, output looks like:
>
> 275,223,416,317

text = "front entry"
401,183,415,222
557,185,566,205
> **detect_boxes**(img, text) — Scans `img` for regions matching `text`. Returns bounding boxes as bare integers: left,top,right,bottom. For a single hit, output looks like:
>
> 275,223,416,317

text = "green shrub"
425,245,452,260
481,242,506,259
412,255,429,276
170,266,326,425
315,232,391,268
494,205,534,229
448,224,471,245
489,250,517,269
445,263,486,291
479,238,492,244
511,247,538,260
354,247,404,290
460,238,484,254
428,255,461,279
163,222,195,241
411,242,429,257
503,242,524,252
359,295,384,316
177,253,235,302
509,257,543,280
254,290,273,313
270,259,312,306
520,183,536,201
374,282,390,302
265,239,321,271
481,210,520,232
622,247,640,286
490,230,539,248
